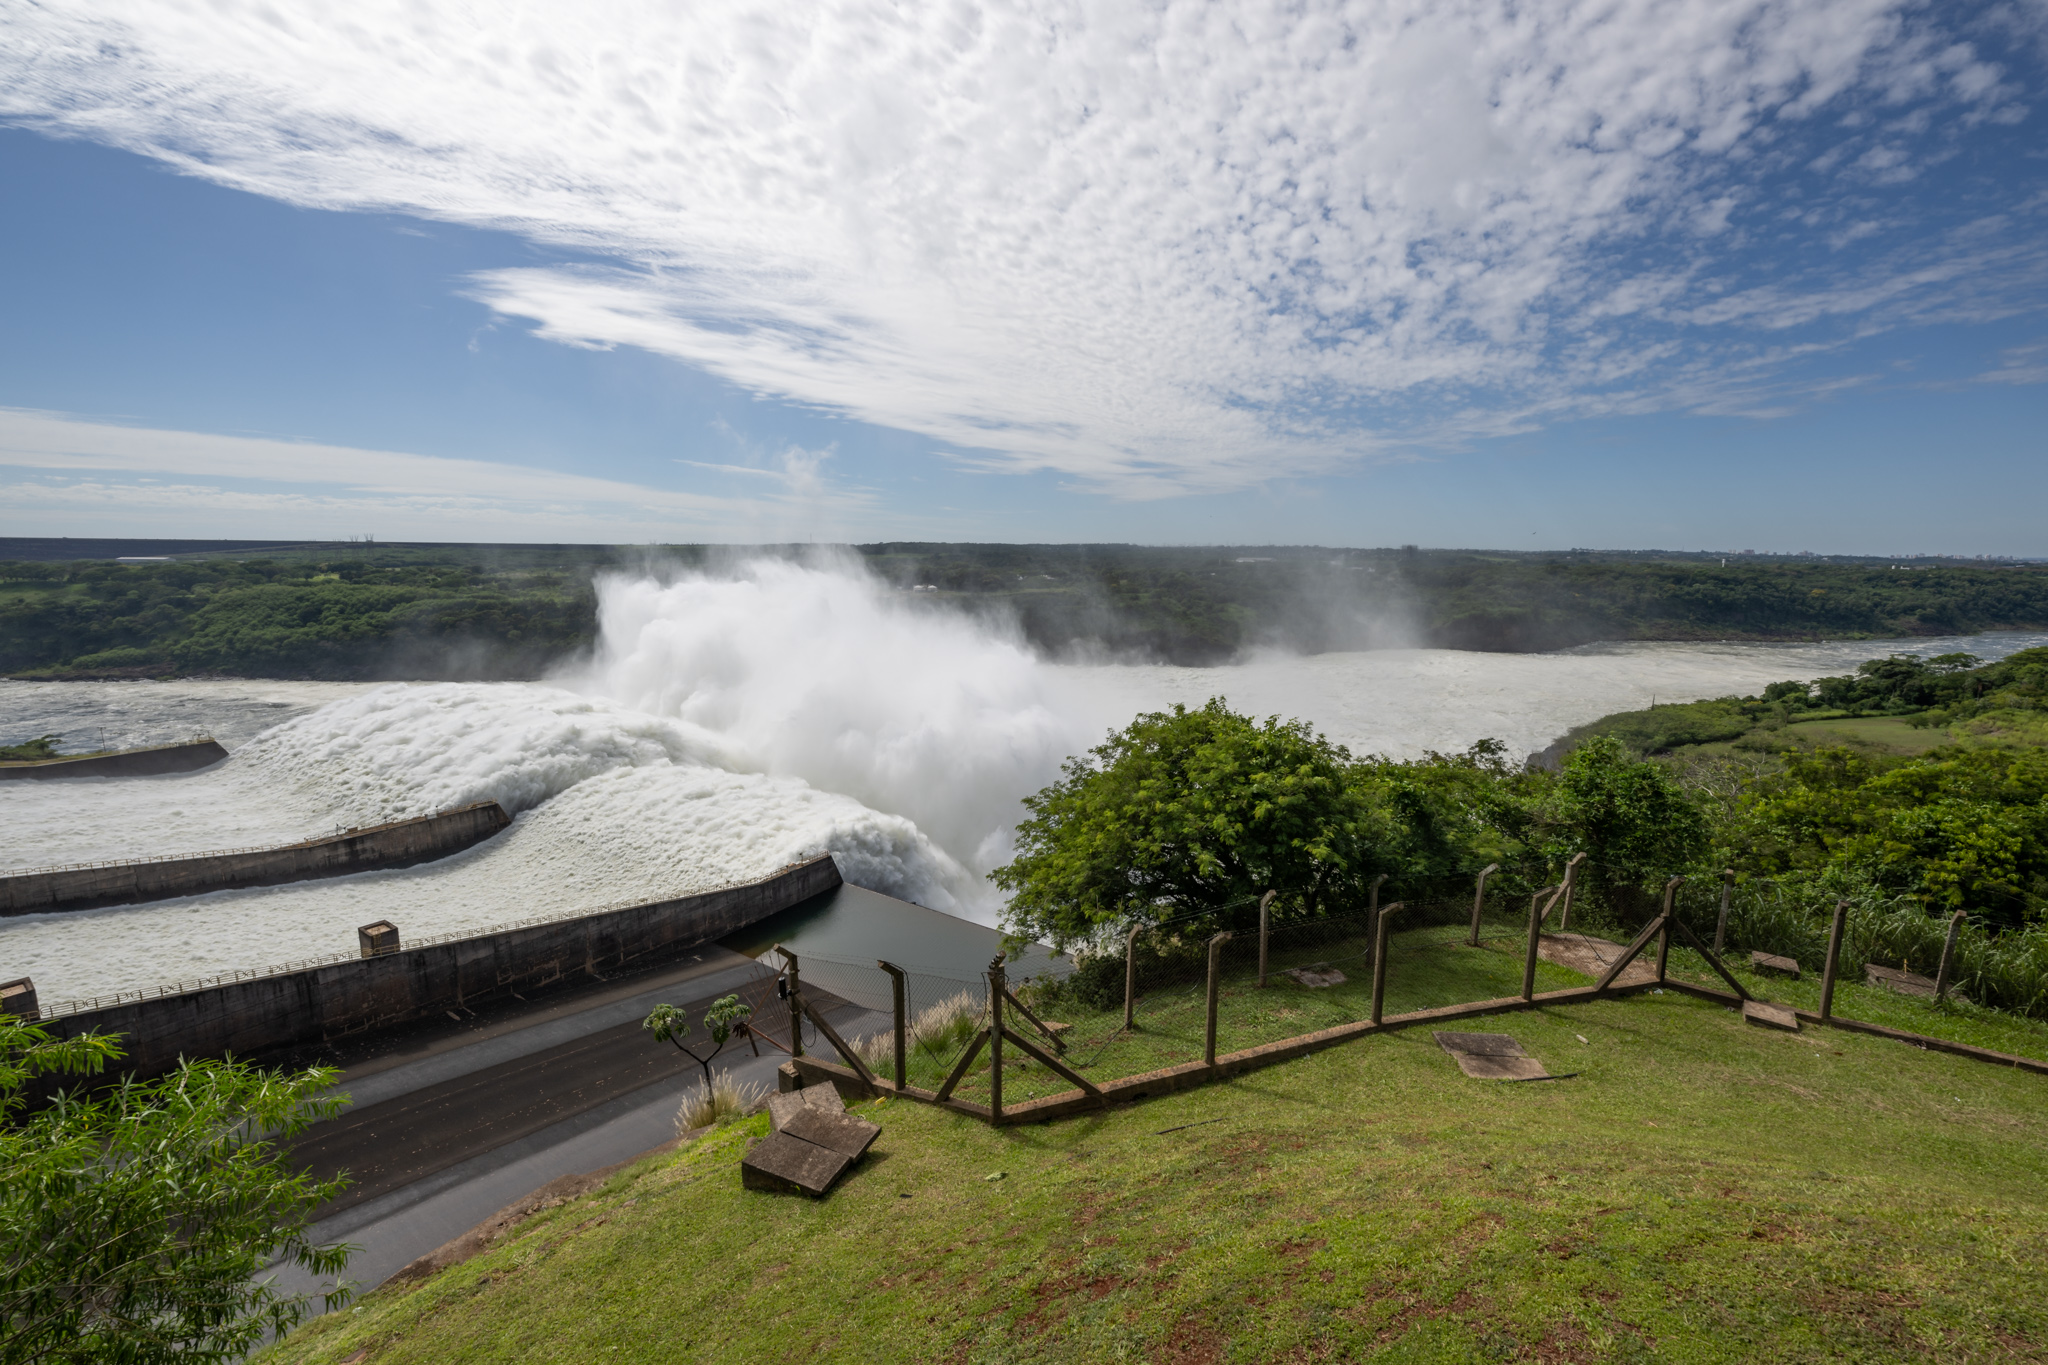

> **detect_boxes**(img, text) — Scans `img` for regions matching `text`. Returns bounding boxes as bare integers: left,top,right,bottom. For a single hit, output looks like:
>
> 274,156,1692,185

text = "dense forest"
2,539,2045,679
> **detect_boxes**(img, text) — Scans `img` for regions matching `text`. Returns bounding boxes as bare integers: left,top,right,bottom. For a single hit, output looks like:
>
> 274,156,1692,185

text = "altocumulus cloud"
3,1,2042,495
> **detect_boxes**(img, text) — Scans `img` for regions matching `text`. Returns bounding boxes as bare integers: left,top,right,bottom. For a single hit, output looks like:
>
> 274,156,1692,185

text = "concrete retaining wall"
0,739,228,781
41,854,842,1079
2,801,514,915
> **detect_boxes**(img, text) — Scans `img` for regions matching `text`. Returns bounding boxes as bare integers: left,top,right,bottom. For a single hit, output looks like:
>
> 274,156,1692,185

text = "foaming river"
1,557,2039,1004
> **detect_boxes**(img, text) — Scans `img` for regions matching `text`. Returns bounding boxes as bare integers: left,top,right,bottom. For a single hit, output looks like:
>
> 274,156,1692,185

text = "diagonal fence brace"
1593,914,1668,994
798,992,880,1089
934,1025,992,1104
1002,1027,1106,1105
1002,986,1067,1053
1665,913,1752,1002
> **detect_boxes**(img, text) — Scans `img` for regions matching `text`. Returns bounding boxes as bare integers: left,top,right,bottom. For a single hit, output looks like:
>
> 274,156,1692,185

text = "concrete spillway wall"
0,738,229,781
37,854,842,1080
0,801,514,916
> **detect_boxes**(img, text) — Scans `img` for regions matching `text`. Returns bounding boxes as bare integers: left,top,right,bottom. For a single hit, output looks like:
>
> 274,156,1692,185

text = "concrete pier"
0,738,228,781
1,801,514,915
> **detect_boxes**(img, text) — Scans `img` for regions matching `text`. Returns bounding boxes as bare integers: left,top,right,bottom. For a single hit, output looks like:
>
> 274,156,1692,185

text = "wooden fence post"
1124,923,1143,1031
779,947,804,1058
988,954,1007,1122
1935,909,1967,1001
1467,864,1499,947
1205,931,1232,1068
1365,874,1389,969
1655,877,1682,982
1257,889,1276,988
878,959,908,1089
1819,900,1849,1022
1371,903,1404,1025
1558,853,1586,931
1713,868,1736,956
1522,884,1547,1001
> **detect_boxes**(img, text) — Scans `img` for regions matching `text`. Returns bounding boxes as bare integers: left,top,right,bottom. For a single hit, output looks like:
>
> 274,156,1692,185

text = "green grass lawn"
1782,715,1946,754
267,986,2048,1365
941,926,1588,1108
1663,947,2048,1063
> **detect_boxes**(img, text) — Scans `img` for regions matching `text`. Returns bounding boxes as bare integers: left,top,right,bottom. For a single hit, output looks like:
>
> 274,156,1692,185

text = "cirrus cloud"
1,0,2042,496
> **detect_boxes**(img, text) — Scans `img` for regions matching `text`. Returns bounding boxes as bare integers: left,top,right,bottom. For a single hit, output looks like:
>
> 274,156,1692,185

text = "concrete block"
0,977,38,1021
358,921,400,958
1749,952,1800,979
768,1084,846,1132
782,1106,880,1161
1742,999,1800,1032
1451,1053,1549,1080
1432,1031,1526,1057
1865,964,1937,999
741,1131,852,1197
775,1061,803,1094
1284,964,1346,989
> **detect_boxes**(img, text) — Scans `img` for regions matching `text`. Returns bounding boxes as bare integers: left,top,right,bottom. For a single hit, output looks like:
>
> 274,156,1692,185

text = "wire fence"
790,859,2048,1112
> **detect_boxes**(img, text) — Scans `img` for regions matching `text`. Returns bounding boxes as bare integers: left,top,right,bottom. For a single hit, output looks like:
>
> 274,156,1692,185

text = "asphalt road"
268,946,891,1306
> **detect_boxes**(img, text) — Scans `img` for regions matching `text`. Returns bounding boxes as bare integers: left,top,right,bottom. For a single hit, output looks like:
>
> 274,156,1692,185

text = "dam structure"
0,800,513,915
0,737,228,780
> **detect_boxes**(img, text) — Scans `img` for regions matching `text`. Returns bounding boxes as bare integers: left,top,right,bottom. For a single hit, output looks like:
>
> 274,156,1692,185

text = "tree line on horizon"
4,544,2047,680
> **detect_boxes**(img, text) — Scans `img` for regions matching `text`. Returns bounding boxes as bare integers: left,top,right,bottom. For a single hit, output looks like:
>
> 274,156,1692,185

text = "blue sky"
1,1,2044,553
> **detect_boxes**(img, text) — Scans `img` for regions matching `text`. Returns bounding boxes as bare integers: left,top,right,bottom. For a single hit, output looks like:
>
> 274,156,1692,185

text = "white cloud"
1,1,2042,495
0,408,884,542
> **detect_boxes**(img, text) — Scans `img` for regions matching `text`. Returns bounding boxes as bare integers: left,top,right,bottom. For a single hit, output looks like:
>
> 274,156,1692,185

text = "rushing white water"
0,556,2039,1005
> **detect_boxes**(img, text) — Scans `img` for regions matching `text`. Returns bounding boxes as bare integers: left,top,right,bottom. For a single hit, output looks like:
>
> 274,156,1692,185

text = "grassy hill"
267,967,2048,1364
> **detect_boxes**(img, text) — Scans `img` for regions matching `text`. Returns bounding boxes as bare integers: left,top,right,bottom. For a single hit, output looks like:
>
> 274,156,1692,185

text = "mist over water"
0,554,2040,1003
568,556,1084,872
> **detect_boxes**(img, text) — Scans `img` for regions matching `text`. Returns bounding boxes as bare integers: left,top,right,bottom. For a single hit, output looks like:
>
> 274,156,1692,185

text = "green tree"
643,996,754,1089
1543,734,1709,917
0,1020,354,1364
991,699,1371,946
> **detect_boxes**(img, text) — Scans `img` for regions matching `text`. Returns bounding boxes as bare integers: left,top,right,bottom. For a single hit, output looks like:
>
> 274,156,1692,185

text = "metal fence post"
1257,890,1276,987
1124,923,1143,1031
1558,852,1586,931
1205,931,1232,1067
1371,902,1404,1025
1713,868,1736,956
878,959,908,1089
1655,877,1682,982
1935,909,1967,1001
988,954,1006,1121
1819,900,1849,1022
1467,863,1498,947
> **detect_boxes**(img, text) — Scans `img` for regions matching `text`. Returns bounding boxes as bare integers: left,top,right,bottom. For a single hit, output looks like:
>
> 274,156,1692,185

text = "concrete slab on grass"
782,1107,881,1161
1452,1053,1551,1080
1742,1000,1801,1032
1285,965,1347,989
1749,952,1801,979
1432,1031,1526,1057
768,1085,846,1133
1866,964,1938,999
741,1131,851,1197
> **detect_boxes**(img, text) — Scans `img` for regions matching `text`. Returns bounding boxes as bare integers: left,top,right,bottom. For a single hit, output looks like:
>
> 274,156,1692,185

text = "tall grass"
855,989,986,1076
676,1069,768,1133
1718,883,2048,1019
